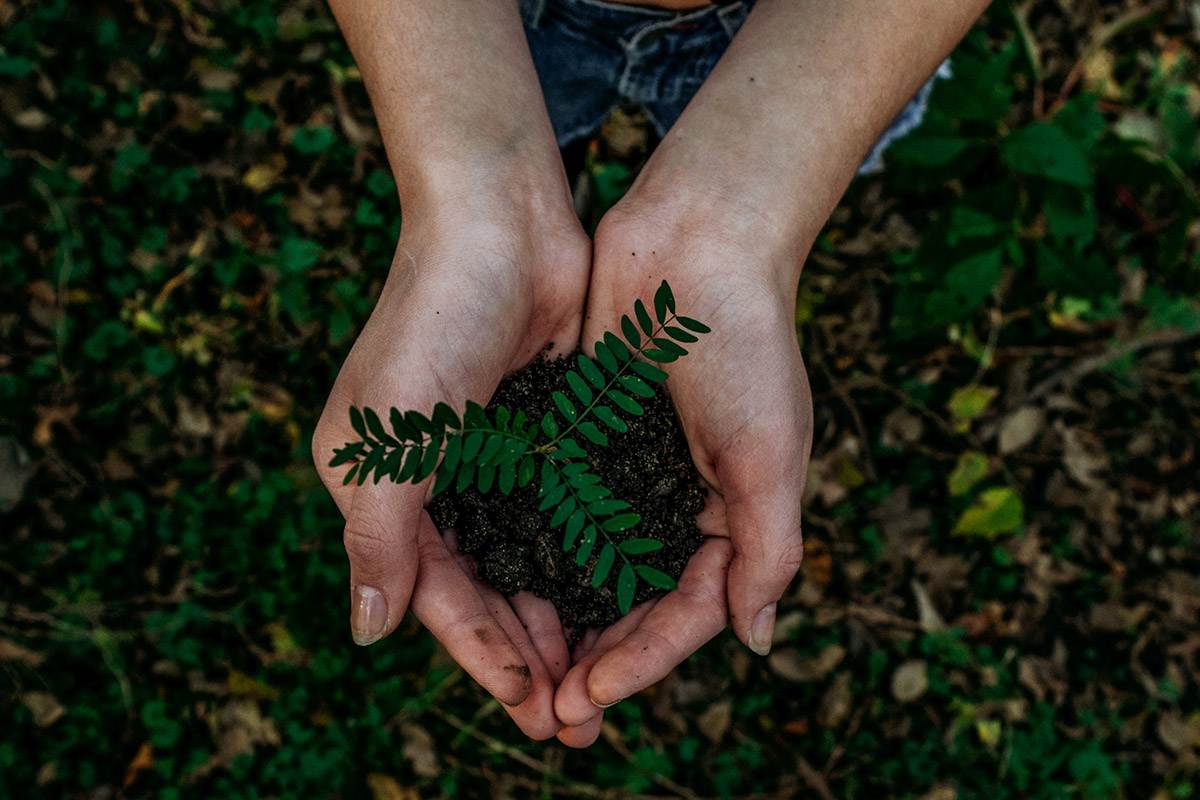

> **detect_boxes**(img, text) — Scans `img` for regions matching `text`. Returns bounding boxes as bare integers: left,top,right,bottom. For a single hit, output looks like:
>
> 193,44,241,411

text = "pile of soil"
428,351,704,630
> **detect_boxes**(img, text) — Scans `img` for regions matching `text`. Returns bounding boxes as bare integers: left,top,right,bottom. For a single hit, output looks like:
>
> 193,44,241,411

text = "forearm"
629,0,989,267
328,0,569,219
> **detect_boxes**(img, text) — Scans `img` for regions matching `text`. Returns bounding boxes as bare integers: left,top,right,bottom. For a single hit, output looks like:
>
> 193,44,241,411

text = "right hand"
312,199,589,740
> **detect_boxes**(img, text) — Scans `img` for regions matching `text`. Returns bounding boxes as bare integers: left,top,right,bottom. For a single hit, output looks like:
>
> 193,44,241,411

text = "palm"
552,217,812,745
314,221,589,739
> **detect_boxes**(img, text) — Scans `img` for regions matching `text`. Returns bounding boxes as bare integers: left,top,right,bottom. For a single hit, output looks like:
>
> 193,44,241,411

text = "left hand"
551,191,815,746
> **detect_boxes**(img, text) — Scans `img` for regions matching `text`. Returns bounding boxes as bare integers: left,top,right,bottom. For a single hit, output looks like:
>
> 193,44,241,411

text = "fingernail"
590,695,620,710
351,585,388,646
747,603,776,656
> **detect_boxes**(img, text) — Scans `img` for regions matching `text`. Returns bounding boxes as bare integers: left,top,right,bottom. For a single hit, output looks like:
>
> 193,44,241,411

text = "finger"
342,482,423,646
695,491,730,538
410,520,533,707
554,601,657,726
510,592,571,683
556,713,604,748
586,538,731,707
442,535,560,741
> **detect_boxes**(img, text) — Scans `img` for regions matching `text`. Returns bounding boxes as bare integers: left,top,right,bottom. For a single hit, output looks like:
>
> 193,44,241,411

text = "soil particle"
429,351,704,631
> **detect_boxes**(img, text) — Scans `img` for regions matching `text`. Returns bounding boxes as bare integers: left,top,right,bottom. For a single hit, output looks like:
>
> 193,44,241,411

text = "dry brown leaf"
817,672,852,728
768,644,846,683
696,699,733,743
998,407,1044,454
0,638,46,666
367,773,420,800
891,660,929,702
21,691,65,727
401,722,438,779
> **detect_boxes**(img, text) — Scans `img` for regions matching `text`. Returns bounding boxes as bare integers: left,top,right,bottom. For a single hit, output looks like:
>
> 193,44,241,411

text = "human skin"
313,0,589,739
551,0,991,745
315,0,989,746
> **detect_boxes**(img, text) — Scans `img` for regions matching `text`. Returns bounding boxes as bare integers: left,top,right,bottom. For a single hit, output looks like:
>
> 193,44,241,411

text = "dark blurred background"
2,1,1199,797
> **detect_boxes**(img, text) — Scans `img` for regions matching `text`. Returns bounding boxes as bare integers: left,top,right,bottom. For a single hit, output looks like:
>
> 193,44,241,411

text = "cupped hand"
312,204,590,740
553,199,814,745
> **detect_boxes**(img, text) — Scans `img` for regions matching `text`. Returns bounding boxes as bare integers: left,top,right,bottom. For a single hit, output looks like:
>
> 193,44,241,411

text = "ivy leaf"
578,421,609,446
953,487,1024,537
476,461,496,493
576,525,598,565
462,431,484,462
588,498,631,516
538,483,567,512
455,461,475,493
405,410,436,436
550,496,576,527
417,436,442,481
517,454,535,487
664,325,698,343
594,405,628,433
629,360,669,383
621,315,642,347
349,406,367,438
539,460,559,493
677,316,711,334
328,442,363,467
634,299,654,336
565,370,594,405
619,374,655,398
440,434,463,475
617,563,636,613
432,461,456,496
363,407,397,445
498,460,516,495
653,280,676,323
603,332,631,363
432,402,461,429
602,513,641,532
390,408,418,441
591,544,616,588
553,391,577,423
563,511,585,550
634,564,676,589
608,390,644,416
577,354,605,389
619,538,664,555
594,341,619,373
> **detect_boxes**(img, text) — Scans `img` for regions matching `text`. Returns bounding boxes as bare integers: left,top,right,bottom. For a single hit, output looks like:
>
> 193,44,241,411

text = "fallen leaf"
975,718,1002,748
0,638,46,666
768,644,846,683
696,699,732,743
0,437,34,512
817,672,852,728
912,580,946,632
891,660,928,702
948,385,998,429
123,742,154,788
367,773,419,800
21,691,65,727
953,487,1024,537
400,722,438,778
948,451,990,496
998,407,1044,454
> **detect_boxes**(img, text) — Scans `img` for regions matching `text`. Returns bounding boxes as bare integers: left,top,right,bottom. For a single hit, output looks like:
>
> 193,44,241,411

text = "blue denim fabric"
519,0,949,174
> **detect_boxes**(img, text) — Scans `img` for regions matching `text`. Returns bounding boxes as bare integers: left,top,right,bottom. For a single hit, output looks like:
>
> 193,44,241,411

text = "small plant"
328,281,710,613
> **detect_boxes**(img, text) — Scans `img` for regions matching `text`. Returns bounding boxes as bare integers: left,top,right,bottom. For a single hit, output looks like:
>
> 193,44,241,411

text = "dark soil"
429,351,705,631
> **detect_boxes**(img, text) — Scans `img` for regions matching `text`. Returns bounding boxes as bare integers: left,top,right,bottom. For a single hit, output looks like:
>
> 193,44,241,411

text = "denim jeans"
519,0,950,174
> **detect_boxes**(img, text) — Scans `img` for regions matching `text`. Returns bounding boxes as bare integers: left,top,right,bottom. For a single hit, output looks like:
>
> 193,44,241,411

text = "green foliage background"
2,1,1198,798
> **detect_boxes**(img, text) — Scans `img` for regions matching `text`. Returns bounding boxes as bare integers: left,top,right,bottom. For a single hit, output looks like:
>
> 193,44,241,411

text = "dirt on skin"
428,351,705,631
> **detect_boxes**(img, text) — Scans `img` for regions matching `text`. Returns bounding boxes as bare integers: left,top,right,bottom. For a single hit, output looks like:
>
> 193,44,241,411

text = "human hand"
552,194,813,745
312,195,590,740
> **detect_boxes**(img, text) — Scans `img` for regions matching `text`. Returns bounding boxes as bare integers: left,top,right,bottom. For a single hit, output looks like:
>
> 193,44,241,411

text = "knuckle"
342,508,395,566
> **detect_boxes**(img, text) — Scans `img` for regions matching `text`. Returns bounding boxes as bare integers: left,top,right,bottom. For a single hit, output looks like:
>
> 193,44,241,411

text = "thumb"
723,480,805,656
342,482,423,646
